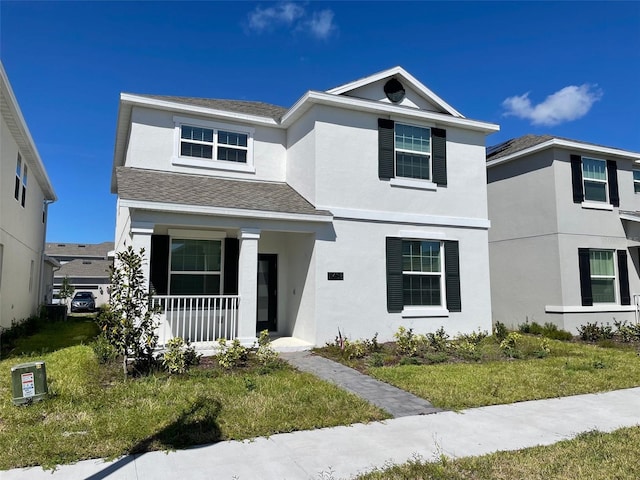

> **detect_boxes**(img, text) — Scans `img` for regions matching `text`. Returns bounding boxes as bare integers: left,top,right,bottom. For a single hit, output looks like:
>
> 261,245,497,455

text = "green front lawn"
0,345,388,470
358,426,640,480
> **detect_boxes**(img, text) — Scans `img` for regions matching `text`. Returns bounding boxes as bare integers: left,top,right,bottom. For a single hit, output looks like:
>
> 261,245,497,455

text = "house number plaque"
327,272,344,281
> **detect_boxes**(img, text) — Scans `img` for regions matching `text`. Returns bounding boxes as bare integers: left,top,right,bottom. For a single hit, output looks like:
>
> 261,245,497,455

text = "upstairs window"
395,124,431,180
174,116,254,172
21,164,28,208
14,154,21,201
14,154,27,207
633,169,640,193
582,157,607,202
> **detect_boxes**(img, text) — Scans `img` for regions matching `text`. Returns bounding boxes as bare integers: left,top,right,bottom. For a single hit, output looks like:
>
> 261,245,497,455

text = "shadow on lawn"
84,395,223,480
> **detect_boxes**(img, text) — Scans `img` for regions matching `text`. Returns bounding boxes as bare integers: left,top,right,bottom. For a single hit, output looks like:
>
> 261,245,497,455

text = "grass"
0,345,388,470
357,426,640,479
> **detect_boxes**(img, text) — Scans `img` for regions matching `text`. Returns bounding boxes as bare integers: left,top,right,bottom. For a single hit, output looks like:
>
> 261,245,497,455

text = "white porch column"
130,222,154,291
237,228,260,346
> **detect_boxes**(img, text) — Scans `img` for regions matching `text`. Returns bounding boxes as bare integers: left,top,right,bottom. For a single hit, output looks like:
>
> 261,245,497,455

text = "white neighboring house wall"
0,62,56,328
112,66,498,346
487,137,640,333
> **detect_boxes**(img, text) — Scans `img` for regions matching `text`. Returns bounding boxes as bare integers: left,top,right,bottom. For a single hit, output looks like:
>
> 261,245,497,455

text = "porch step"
280,351,441,418
269,336,314,352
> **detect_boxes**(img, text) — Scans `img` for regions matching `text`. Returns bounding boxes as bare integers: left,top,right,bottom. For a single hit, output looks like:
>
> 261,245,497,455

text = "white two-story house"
111,67,499,348
487,135,640,333
1,61,57,328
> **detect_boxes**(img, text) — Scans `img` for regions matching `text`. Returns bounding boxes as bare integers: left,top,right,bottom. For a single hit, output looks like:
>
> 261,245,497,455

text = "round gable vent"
384,78,405,103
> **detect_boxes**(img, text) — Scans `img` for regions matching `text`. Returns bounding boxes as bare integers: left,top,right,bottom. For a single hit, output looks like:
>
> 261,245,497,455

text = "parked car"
70,291,96,313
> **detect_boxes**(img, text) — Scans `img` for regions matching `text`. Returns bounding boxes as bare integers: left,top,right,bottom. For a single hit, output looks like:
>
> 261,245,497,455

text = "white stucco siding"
125,106,286,181
312,219,492,345
310,105,489,220
1,116,47,327
285,108,316,204
342,80,440,112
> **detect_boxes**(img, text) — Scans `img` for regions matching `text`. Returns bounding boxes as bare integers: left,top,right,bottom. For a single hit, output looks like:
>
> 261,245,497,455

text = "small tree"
59,276,75,308
97,246,159,379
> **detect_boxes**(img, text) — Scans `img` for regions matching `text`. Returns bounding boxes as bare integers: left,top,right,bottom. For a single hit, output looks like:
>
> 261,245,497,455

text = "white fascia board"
0,62,57,201
281,91,499,133
119,199,333,223
119,94,280,127
111,101,133,192
487,139,640,168
325,207,490,229
325,66,464,118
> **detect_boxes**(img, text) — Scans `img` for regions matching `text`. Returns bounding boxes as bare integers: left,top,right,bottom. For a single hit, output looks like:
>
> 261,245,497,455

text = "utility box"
11,362,48,405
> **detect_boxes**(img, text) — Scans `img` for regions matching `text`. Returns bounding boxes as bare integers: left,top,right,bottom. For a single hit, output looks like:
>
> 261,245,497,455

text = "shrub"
613,320,640,343
577,322,614,342
394,326,424,356
542,323,573,341
367,352,385,367
493,321,508,342
92,333,118,364
255,330,279,366
456,329,488,346
399,356,421,366
500,332,523,358
453,339,481,360
534,337,551,358
216,338,248,369
426,326,449,352
162,337,201,374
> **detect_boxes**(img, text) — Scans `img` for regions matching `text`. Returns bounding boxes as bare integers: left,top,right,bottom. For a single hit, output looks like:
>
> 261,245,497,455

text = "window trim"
172,116,255,173
581,156,608,203
401,239,445,309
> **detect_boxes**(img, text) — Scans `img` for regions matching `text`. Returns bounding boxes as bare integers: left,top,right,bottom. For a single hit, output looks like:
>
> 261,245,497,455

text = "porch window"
169,239,222,295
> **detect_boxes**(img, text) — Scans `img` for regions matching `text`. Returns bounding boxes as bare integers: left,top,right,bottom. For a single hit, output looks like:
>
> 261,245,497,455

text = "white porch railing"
152,295,239,348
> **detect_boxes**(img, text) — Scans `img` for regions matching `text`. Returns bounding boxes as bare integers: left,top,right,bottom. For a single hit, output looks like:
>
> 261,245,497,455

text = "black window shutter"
386,237,403,312
223,237,239,295
444,241,461,312
432,128,447,186
607,160,619,207
578,248,593,306
617,250,631,305
570,155,584,203
149,235,169,295
378,119,395,180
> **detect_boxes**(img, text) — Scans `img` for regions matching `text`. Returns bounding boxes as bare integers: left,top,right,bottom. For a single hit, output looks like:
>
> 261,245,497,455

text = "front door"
257,254,277,332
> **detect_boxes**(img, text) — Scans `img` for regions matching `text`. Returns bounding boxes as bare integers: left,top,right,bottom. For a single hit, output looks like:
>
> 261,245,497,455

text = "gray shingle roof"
55,259,112,279
116,167,332,218
46,242,114,258
132,94,288,121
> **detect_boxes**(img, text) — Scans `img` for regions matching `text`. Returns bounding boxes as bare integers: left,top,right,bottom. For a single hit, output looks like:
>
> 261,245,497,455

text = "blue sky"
2,1,639,243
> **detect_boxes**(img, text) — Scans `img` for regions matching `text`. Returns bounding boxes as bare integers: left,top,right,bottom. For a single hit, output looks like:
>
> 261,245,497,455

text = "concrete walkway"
4,388,640,480
280,351,440,417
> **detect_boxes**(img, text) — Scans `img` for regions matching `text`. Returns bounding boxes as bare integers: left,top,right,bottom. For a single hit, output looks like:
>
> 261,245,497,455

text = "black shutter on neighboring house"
578,248,593,306
378,119,395,180
432,128,447,186
444,241,461,312
617,250,631,305
607,160,619,207
223,237,239,295
149,235,169,295
386,237,403,312
571,155,584,203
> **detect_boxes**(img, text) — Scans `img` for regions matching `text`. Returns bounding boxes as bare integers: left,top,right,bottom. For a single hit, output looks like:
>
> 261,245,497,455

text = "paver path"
281,351,440,417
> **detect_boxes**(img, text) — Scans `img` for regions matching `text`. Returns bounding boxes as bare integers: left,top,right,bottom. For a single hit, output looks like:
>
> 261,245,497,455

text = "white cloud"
246,2,336,39
502,84,603,126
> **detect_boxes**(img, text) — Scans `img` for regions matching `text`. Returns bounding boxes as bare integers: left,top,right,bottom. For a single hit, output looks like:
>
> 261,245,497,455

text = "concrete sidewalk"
4,387,639,480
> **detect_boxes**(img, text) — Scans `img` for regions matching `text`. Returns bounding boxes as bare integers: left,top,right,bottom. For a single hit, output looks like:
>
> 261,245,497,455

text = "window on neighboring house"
578,248,630,306
378,119,447,186
633,169,640,193
175,117,252,169
21,164,28,208
169,238,222,295
14,154,22,201
395,124,431,180
582,157,607,202
402,240,442,306
571,155,619,206
386,237,461,313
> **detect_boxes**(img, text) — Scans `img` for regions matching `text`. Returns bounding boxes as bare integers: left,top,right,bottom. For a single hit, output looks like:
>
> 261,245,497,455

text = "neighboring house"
45,241,114,307
0,61,57,328
111,66,499,348
487,135,640,333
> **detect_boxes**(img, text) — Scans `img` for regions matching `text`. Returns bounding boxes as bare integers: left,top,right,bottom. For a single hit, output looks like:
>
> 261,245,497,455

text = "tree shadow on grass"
84,394,223,480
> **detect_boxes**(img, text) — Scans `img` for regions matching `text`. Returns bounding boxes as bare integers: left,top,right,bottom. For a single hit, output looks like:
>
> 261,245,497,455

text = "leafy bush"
520,321,572,341
255,330,279,366
0,315,41,358
500,332,523,358
216,338,248,369
456,329,488,345
92,333,118,364
399,356,421,366
426,327,449,352
453,339,481,360
394,327,425,356
577,322,614,342
534,337,551,358
493,321,508,342
367,352,385,367
162,337,201,374
613,320,640,343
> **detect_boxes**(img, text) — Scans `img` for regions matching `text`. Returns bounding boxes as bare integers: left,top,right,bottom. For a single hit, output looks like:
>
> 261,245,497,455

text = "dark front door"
257,254,277,332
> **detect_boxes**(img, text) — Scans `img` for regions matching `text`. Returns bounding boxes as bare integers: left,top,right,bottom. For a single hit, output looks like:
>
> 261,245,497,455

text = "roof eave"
487,139,640,168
